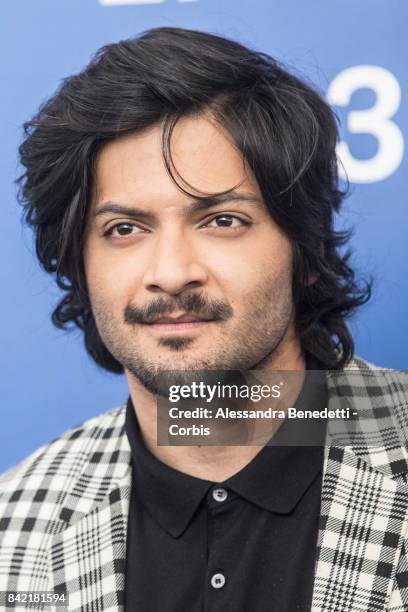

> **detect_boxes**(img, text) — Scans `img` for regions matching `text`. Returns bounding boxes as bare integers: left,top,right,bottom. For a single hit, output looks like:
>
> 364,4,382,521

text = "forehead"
92,114,262,208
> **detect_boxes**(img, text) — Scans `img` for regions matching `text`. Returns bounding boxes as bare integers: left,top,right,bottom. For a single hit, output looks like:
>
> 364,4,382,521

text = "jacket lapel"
312,366,408,611
48,411,132,612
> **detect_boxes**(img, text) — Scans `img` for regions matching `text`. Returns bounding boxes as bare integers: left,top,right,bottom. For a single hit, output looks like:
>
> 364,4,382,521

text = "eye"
103,222,144,238
203,214,250,230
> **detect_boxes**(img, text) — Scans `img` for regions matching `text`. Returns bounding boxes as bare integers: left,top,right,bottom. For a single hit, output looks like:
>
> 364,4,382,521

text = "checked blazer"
1,356,408,611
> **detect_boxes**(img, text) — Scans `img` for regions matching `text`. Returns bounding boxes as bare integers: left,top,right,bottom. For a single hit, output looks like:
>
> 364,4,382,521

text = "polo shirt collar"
125,364,327,538
126,399,212,538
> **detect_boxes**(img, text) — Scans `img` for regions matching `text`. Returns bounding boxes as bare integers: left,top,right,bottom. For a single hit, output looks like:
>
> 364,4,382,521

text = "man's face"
83,114,298,396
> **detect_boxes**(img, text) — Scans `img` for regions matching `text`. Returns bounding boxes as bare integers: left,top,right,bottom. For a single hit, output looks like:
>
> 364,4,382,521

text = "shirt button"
212,487,228,502
211,573,226,589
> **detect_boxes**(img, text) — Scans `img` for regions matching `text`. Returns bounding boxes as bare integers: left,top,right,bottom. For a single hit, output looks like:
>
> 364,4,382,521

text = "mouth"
145,312,216,334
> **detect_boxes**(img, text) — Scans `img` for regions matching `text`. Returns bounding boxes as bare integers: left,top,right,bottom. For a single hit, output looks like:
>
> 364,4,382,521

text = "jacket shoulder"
342,355,408,391
0,404,127,503
343,355,391,372
0,403,128,591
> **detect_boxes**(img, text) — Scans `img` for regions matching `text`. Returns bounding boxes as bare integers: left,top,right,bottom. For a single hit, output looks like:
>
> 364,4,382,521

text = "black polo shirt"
124,368,327,611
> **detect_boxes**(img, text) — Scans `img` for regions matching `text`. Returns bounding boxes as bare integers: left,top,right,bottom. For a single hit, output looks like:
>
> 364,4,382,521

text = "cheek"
206,236,292,292
84,241,142,304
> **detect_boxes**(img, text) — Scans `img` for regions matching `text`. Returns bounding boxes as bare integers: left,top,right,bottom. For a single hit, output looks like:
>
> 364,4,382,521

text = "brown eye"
104,223,142,237
205,215,249,229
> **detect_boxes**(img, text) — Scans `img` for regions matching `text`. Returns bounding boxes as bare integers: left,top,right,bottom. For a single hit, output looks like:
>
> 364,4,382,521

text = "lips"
148,313,211,324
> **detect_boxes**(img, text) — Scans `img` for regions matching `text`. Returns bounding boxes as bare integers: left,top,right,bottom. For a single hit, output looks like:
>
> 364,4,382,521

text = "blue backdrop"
1,0,407,472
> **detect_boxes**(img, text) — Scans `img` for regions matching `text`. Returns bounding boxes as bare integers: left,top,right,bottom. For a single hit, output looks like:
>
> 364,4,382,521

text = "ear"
306,243,323,286
306,271,319,286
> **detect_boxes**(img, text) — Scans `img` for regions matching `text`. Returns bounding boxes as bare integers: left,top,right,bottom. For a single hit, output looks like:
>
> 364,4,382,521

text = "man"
1,26,408,612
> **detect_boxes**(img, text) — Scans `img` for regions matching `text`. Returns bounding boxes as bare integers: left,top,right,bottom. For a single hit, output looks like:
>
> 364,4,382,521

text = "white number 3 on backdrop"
327,65,404,183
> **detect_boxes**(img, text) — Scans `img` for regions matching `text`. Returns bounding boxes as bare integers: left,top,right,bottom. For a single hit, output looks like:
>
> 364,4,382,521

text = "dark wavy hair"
17,26,372,373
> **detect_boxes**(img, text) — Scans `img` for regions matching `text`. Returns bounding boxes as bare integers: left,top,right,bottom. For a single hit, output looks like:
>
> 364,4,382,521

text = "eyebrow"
91,191,264,223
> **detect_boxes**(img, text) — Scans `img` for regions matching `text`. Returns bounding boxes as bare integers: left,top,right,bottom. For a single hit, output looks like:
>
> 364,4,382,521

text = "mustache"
124,293,232,325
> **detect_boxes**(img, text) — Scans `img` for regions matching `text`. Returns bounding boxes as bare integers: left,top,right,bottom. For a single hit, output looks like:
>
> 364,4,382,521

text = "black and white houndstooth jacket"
1,356,408,611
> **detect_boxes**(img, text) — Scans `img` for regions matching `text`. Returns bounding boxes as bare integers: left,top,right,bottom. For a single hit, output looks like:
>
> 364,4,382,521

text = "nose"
142,229,208,295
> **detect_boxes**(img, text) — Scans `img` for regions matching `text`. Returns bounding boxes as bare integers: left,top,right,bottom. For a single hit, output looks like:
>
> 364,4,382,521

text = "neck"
125,339,306,482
